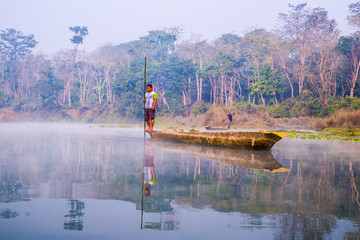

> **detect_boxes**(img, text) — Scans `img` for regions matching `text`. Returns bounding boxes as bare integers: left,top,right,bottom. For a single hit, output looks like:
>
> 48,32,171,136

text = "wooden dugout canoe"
147,130,290,150
149,141,289,173
205,126,230,130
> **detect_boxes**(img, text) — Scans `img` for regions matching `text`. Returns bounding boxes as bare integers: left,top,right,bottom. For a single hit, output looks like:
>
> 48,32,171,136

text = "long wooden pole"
144,56,147,135
141,56,146,230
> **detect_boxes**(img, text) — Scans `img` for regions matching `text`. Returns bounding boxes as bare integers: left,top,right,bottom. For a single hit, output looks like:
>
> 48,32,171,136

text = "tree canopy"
1,3,360,119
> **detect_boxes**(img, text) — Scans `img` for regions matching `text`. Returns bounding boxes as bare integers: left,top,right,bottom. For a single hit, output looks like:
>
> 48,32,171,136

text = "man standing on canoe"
143,84,158,131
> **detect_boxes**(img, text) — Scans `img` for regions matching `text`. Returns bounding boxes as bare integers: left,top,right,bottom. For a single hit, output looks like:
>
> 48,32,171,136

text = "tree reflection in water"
1,126,360,238
0,182,25,203
63,200,85,231
144,211,177,231
0,209,19,219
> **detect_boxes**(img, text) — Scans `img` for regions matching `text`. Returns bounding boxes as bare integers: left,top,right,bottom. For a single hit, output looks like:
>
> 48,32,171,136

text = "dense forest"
2,2,360,121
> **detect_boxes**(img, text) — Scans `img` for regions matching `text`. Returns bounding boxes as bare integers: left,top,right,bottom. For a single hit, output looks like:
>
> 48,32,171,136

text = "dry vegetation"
0,105,127,123
314,110,360,130
0,108,17,121
159,105,315,130
1,105,359,133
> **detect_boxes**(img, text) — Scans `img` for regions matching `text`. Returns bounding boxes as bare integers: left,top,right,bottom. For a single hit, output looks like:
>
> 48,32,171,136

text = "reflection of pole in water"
141,145,144,230
141,56,146,230
141,167,144,230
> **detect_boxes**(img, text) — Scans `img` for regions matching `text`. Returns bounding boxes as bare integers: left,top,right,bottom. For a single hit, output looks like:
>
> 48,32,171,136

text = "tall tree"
201,52,240,105
91,44,119,104
238,29,272,103
35,67,64,108
278,3,310,97
67,26,88,107
215,34,245,101
52,50,73,105
128,30,176,62
0,28,37,61
338,36,360,98
149,56,195,114
347,2,360,31
249,66,285,105
338,2,360,98
177,36,214,102
113,58,150,118
0,28,37,101
74,57,93,105
270,34,295,99
306,7,339,105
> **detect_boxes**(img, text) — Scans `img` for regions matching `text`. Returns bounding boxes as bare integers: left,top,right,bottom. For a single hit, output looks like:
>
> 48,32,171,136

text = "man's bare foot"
148,127,153,131
145,128,151,131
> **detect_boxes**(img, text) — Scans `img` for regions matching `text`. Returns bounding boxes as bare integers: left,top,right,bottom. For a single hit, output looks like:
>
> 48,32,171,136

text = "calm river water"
1,123,360,240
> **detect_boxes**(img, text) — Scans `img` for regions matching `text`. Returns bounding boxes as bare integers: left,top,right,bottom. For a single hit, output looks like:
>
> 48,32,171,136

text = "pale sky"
0,0,357,55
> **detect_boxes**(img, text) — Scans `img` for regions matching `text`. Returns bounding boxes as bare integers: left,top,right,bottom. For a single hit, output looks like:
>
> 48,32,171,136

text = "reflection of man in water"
142,145,155,196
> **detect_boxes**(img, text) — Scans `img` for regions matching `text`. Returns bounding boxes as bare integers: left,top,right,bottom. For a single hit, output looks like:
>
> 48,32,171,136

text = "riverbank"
1,106,360,142
0,105,129,123
271,129,360,142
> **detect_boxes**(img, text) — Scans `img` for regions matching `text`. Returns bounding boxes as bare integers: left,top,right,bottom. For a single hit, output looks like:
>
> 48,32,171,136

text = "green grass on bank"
272,128,360,142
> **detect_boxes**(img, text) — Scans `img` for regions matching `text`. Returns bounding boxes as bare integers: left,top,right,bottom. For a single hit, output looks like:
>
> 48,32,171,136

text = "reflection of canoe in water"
148,130,290,150
205,126,229,131
150,141,289,173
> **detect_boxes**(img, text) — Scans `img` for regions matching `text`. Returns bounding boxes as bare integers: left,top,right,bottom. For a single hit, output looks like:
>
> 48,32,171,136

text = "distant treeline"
2,2,360,119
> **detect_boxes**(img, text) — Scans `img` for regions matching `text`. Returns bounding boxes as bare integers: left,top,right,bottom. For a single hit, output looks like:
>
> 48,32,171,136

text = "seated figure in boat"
227,113,233,129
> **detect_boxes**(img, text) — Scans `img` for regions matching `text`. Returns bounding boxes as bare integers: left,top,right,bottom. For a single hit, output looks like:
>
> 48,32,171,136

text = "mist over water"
0,123,360,239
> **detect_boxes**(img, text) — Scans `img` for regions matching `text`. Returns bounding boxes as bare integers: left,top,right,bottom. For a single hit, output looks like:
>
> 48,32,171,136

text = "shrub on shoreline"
314,110,360,130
